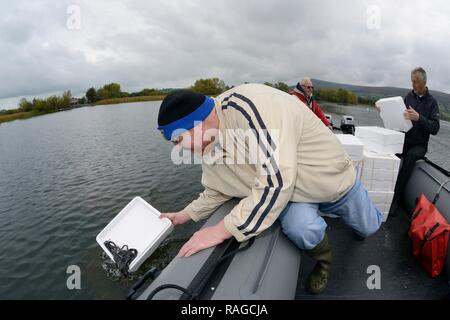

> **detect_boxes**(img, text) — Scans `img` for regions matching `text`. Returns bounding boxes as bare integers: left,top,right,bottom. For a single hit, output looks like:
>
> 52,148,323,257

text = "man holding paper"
389,67,440,214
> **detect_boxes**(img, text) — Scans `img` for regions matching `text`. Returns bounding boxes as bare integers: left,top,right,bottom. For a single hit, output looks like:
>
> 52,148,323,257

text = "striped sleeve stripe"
221,93,283,235
233,94,284,236
221,99,274,232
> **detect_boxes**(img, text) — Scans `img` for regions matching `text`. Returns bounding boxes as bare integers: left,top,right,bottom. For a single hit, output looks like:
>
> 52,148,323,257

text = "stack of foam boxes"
335,134,364,175
328,134,365,219
355,127,403,222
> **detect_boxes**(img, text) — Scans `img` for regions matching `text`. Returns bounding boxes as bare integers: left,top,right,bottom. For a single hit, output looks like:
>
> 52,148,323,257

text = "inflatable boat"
132,157,450,300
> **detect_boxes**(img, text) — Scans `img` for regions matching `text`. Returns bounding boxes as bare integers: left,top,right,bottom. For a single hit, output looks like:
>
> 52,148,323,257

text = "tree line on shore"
0,91,74,116
1,78,380,119
84,83,169,104
0,83,169,117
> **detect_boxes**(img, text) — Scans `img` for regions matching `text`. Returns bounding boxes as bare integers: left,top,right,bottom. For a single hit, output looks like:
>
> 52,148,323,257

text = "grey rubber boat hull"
138,199,301,300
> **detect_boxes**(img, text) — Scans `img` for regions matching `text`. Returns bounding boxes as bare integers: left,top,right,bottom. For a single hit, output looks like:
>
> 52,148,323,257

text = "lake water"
0,101,449,299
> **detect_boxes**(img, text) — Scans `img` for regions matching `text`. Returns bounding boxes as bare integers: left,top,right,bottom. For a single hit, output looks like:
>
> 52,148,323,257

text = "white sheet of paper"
375,96,413,132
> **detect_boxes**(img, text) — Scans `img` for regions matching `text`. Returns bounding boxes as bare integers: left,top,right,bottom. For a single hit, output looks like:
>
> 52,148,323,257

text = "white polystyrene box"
363,150,401,171
375,96,413,132
353,160,363,179
363,140,403,155
368,191,394,222
335,134,364,161
368,190,394,203
362,179,396,192
361,168,399,191
356,126,405,144
381,211,389,222
362,168,398,183
96,196,173,272
355,126,405,155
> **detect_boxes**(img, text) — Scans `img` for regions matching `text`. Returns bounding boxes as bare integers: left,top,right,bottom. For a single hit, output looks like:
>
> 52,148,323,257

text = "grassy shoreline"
95,95,165,105
0,111,36,124
0,96,165,124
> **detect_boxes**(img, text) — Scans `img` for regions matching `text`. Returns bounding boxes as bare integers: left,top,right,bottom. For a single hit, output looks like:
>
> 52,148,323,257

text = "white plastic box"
361,150,400,222
361,168,398,191
335,134,364,161
363,150,401,171
355,126,405,155
96,196,173,272
354,160,363,179
361,151,400,192
375,96,413,132
368,190,395,222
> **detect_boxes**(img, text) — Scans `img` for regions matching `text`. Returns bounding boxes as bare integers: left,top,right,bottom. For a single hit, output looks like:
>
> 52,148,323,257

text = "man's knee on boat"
354,206,383,238
279,202,327,250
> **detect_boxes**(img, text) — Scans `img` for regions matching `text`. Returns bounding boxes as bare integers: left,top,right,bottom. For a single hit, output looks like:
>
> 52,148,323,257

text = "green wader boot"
304,233,332,294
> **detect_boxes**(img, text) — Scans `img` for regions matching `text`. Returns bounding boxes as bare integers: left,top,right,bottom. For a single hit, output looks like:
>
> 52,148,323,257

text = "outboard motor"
340,115,355,135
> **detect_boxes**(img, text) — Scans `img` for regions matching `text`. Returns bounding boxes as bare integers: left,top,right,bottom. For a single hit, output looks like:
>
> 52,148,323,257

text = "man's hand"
178,219,233,257
404,106,420,121
160,210,191,226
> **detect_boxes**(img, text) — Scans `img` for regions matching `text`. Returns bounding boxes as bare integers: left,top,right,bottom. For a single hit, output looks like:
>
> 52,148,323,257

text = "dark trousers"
394,145,427,202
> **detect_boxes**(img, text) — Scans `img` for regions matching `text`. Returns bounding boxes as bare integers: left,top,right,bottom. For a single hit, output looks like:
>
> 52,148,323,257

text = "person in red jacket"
290,78,332,129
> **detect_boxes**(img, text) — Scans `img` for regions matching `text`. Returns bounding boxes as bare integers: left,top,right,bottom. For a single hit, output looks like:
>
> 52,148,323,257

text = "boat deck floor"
295,208,449,300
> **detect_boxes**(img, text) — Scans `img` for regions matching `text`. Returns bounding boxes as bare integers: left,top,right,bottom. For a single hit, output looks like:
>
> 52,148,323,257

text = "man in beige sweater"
157,83,382,294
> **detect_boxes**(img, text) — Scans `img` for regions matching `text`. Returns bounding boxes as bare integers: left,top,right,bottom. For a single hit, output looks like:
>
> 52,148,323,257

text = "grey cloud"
1,0,450,109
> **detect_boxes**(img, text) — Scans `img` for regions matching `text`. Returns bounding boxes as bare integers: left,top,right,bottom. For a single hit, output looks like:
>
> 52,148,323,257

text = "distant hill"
310,79,450,119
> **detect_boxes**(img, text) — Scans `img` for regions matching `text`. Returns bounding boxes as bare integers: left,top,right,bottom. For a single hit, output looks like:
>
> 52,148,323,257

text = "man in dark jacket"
390,67,440,214
290,78,332,129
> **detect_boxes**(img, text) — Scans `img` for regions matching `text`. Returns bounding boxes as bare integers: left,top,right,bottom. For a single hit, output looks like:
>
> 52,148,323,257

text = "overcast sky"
1,0,450,109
